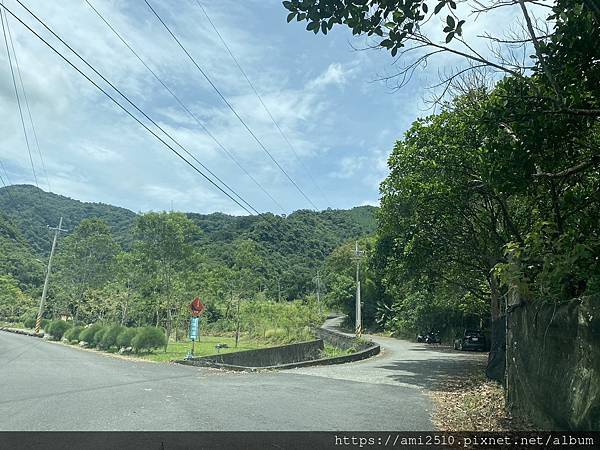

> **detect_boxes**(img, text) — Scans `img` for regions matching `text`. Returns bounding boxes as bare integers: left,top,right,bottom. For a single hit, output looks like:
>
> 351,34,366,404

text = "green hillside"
0,185,136,254
0,185,377,299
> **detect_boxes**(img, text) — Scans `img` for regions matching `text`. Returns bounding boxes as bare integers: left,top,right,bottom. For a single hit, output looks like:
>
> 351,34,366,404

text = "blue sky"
0,0,540,215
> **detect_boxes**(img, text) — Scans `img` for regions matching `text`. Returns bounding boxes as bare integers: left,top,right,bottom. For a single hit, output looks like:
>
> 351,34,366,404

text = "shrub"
131,327,166,353
79,324,103,344
100,325,125,349
23,316,36,329
64,325,84,342
93,327,108,347
116,328,138,348
47,320,71,340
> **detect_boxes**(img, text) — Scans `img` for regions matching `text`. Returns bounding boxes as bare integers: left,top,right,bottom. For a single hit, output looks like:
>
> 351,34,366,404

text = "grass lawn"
133,335,266,362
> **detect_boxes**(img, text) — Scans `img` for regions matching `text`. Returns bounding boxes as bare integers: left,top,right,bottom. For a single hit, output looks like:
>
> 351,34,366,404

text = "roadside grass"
130,336,265,362
320,344,353,358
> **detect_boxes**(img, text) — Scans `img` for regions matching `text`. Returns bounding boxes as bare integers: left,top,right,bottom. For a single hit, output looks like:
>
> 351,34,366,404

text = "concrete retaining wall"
182,339,324,369
506,295,600,430
315,327,372,351
178,325,381,371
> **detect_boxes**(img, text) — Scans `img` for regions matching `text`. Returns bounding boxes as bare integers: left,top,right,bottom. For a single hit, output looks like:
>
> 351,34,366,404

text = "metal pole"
35,217,65,334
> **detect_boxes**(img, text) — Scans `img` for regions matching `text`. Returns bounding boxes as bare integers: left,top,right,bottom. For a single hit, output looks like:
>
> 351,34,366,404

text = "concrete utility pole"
277,278,282,302
354,241,365,337
35,217,68,333
313,270,322,316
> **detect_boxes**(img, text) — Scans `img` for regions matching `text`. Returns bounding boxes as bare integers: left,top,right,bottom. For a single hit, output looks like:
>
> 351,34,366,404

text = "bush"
23,317,35,329
41,318,50,330
93,327,108,347
100,325,125,349
116,327,138,348
47,320,71,340
64,325,84,342
131,327,166,353
79,324,103,344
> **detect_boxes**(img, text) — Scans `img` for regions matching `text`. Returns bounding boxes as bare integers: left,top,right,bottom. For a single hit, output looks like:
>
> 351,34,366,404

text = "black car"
454,329,486,351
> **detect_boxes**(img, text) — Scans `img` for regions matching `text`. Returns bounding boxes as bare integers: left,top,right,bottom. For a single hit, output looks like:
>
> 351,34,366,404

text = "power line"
4,8,51,192
143,0,319,211
12,0,257,215
7,0,258,215
1,2,256,215
83,0,284,214
1,6,39,194
195,0,330,208
0,167,17,206
0,159,12,186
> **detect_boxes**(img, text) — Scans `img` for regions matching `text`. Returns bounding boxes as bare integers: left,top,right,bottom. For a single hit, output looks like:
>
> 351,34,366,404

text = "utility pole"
313,270,322,316
353,241,365,337
35,217,68,333
277,278,282,302
235,295,241,348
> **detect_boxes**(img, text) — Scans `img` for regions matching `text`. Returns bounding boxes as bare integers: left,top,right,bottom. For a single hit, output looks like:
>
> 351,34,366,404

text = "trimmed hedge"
64,325,84,342
92,327,108,347
100,325,125,349
116,328,138,348
79,324,103,344
131,327,166,353
47,320,71,340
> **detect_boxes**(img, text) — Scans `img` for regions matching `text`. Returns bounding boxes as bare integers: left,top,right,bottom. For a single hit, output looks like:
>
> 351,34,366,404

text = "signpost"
185,297,205,360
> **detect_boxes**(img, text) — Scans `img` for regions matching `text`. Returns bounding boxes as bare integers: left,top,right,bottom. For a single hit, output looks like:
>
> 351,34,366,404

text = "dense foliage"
282,0,600,339
0,185,375,347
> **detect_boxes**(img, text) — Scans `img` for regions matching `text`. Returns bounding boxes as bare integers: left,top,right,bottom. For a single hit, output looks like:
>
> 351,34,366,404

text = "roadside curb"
0,327,44,338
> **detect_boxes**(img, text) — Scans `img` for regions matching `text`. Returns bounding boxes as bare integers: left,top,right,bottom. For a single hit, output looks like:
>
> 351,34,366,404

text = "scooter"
424,331,441,344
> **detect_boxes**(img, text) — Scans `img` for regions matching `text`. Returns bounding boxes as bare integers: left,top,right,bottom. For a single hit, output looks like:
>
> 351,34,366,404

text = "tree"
55,218,120,323
0,274,35,322
131,212,201,347
323,237,379,327
283,0,600,114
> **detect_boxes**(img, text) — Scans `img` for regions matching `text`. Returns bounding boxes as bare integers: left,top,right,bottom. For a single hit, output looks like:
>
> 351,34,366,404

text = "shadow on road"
377,355,487,392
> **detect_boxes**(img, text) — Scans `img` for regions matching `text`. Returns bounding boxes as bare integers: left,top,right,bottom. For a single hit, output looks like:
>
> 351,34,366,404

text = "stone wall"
506,295,600,430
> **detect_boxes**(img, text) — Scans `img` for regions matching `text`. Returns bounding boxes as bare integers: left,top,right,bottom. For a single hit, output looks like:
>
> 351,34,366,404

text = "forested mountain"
0,185,136,254
0,184,377,300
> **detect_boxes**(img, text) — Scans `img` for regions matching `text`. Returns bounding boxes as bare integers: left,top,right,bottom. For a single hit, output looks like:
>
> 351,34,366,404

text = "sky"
0,0,544,215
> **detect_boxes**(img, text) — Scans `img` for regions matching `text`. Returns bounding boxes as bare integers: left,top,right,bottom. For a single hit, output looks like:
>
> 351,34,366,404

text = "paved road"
0,325,484,431
288,317,486,391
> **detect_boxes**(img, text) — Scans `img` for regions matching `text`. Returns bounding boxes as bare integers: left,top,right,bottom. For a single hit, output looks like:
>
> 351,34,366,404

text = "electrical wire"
143,0,318,210
1,6,39,195
4,8,51,192
83,0,284,214
195,0,330,208
1,2,256,215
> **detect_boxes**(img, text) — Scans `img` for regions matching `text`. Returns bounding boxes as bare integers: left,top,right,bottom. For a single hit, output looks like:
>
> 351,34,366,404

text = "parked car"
454,329,486,351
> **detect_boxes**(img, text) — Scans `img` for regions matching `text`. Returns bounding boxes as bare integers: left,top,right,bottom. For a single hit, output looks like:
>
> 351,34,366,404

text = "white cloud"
308,62,356,89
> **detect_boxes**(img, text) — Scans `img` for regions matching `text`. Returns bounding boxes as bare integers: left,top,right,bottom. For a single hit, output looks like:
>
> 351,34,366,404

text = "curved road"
0,324,484,431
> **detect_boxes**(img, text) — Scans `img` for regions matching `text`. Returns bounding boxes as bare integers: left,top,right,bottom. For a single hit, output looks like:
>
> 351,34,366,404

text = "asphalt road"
0,326,484,431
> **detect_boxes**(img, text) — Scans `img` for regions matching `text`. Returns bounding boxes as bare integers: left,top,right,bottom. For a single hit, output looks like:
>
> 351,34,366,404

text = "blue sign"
189,317,200,340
